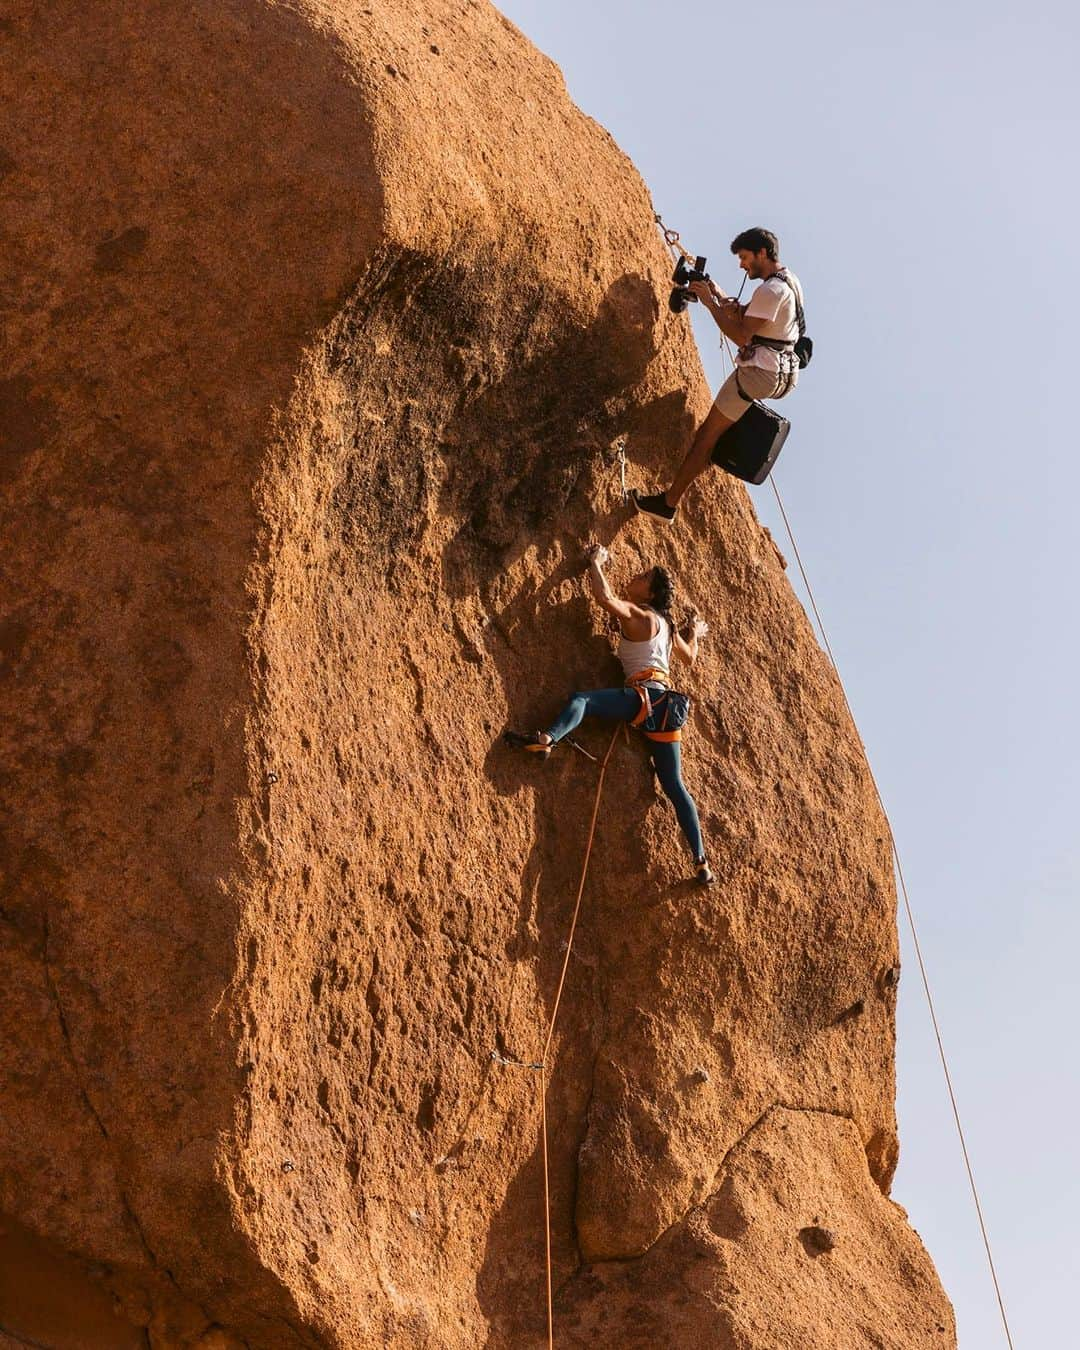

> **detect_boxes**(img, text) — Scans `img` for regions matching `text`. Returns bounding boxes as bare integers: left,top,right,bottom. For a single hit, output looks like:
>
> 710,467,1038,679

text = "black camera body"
669,255,709,313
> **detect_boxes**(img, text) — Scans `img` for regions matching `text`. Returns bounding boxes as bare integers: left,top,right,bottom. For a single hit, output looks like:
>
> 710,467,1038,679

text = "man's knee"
692,403,733,451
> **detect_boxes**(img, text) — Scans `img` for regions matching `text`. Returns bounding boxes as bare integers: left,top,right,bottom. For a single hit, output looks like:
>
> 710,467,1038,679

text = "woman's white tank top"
617,612,670,683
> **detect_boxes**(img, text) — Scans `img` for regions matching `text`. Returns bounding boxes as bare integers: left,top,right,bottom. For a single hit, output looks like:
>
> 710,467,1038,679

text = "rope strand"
768,475,1015,1350
538,723,621,1348
712,296,1013,1342
504,270,1011,1341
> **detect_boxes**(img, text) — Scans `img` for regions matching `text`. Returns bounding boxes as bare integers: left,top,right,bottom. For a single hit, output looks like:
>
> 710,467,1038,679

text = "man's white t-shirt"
735,269,803,372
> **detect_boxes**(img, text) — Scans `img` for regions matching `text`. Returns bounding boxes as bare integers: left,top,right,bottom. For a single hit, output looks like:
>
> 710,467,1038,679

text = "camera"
669,254,709,313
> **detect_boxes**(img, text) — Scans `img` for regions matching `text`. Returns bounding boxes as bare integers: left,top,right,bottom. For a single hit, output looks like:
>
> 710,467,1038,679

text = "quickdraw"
654,212,697,266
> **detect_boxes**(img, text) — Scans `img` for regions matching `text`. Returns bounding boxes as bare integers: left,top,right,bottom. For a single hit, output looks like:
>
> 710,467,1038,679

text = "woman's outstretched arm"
584,544,654,638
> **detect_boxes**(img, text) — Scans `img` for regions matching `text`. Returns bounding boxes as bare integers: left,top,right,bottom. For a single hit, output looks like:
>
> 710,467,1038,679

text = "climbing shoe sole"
503,730,552,757
631,490,677,522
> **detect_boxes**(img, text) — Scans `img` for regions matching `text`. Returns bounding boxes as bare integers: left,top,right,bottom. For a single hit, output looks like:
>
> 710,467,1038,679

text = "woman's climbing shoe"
503,730,554,758
631,489,677,522
694,858,715,885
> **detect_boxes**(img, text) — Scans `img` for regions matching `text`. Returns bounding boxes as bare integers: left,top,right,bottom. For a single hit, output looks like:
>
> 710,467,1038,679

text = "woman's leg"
545,687,639,744
651,740,706,860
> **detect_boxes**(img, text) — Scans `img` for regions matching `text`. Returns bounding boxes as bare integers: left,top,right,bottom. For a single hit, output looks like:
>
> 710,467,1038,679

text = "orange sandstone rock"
0,1,953,1345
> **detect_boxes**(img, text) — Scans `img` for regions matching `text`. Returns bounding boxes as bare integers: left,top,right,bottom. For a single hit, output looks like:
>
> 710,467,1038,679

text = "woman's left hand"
586,543,609,567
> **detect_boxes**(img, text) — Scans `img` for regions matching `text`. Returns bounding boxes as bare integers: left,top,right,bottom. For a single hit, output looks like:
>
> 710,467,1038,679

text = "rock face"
0,2,954,1346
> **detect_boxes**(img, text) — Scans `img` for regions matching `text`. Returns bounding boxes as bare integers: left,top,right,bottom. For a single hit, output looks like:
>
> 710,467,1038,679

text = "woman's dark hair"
648,565,677,640
730,226,779,261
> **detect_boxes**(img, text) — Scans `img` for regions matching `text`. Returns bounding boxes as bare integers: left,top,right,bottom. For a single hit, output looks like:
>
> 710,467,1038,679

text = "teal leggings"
546,688,705,861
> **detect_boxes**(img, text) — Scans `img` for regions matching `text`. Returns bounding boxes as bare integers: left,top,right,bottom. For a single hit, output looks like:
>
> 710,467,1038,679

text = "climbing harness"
764,267,813,368
735,269,811,378
625,667,690,743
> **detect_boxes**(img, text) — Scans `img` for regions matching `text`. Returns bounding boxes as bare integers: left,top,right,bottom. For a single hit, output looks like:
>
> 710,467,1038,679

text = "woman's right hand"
691,616,709,640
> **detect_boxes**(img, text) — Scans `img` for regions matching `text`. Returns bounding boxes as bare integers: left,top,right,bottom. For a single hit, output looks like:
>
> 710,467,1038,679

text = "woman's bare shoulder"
619,606,660,641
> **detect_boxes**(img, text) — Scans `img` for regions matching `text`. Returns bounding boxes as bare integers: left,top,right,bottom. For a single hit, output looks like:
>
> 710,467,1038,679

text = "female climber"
505,543,714,885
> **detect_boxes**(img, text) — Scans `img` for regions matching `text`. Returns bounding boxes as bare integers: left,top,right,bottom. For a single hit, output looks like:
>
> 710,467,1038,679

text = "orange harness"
626,667,683,743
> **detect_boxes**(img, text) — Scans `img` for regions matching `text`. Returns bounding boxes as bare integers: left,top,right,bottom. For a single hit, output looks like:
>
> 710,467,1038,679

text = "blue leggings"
546,687,705,861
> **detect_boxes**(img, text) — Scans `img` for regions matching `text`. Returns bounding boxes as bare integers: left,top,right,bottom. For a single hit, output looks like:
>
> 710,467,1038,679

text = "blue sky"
498,0,1080,1342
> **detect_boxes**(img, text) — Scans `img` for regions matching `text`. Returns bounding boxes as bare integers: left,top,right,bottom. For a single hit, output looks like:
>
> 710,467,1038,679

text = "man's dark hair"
730,227,779,261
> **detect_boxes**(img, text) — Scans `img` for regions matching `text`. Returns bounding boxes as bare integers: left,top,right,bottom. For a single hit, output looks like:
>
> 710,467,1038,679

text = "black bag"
638,687,690,738
711,398,790,484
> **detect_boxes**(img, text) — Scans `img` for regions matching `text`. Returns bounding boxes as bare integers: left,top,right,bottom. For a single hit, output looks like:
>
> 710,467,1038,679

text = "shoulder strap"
772,268,805,338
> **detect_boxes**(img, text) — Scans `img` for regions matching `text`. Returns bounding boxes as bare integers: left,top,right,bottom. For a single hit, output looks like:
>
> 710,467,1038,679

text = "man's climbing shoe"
503,730,554,758
631,489,677,522
694,858,715,885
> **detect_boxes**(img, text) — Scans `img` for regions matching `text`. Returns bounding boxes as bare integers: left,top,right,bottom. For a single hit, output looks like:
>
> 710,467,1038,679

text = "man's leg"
663,400,735,508
633,369,748,520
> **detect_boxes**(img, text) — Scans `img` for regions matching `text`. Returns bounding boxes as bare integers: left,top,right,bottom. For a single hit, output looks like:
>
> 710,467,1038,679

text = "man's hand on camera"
688,279,714,305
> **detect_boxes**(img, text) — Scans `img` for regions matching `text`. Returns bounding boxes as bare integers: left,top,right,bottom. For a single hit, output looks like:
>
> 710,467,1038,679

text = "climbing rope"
704,316,1015,1342
538,723,620,1347
492,233,1014,1340
494,723,621,1349
767,478,1016,1349
707,303,1015,1339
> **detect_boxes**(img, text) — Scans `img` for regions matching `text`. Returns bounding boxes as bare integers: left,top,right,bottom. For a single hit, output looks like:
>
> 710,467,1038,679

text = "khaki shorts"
713,363,796,421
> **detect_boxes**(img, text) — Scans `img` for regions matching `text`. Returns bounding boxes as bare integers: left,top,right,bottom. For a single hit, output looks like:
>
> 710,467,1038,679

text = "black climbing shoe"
631,490,677,522
694,858,715,886
503,730,553,758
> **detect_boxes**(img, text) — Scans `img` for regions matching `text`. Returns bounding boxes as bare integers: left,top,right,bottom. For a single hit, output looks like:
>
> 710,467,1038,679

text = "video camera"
669,254,709,313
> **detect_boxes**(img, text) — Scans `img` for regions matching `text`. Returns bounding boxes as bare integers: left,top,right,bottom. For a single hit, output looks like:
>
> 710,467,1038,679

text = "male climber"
633,226,806,521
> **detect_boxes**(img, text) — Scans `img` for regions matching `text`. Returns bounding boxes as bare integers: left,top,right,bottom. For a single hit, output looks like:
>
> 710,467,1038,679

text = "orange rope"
541,724,621,1064
537,723,620,1348
768,476,1015,1350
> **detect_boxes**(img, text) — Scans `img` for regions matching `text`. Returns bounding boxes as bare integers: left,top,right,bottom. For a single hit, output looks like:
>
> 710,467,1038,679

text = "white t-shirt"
617,612,670,684
735,269,803,371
